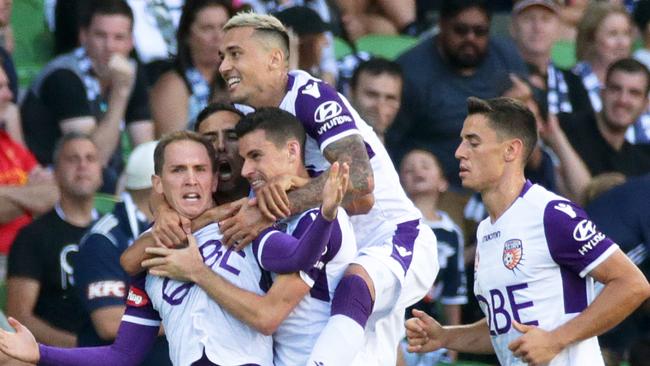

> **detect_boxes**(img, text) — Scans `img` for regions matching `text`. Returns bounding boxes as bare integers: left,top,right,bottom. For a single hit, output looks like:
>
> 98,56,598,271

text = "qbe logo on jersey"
314,101,353,135
502,239,523,270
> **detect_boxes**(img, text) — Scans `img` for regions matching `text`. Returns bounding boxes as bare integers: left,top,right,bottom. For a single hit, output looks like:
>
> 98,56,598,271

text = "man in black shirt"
559,58,650,177
6,133,103,347
20,0,153,193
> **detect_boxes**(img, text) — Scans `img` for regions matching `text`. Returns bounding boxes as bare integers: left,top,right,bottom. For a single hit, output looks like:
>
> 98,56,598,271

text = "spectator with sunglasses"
387,0,529,190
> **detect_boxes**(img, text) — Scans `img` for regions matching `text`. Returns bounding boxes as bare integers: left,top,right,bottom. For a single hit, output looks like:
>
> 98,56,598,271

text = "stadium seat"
355,34,419,60
551,40,576,69
13,0,53,89
94,193,120,215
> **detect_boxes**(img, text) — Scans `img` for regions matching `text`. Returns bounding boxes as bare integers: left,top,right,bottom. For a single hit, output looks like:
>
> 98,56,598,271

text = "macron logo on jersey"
302,82,321,98
87,281,126,300
126,286,150,307
554,203,577,218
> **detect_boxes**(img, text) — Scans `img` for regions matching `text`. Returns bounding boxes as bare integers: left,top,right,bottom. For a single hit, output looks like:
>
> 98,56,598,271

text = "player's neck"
251,73,289,108
481,173,526,224
58,194,96,227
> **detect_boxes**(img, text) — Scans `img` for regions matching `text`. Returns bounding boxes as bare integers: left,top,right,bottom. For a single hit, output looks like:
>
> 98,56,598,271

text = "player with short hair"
140,107,357,366
214,12,438,366
405,96,650,365
0,131,274,366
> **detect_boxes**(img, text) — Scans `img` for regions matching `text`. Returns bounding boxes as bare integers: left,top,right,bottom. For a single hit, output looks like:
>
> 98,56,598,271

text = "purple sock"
331,274,374,328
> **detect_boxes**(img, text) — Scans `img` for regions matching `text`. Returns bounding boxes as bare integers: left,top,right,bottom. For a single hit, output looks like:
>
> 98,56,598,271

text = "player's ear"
268,47,285,71
287,140,301,163
152,174,163,195
504,138,523,163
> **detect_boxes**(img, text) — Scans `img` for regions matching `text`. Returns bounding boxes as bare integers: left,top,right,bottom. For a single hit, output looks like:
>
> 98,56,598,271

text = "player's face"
511,6,559,58
219,27,273,107
439,7,490,69
239,129,297,191
455,114,507,192
400,150,447,197
55,138,103,199
351,72,402,135
153,140,217,219
602,70,649,131
197,110,245,194
80,14,134,77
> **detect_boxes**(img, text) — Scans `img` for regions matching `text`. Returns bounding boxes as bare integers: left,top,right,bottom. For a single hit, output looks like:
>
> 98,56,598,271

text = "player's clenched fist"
405,309,446,353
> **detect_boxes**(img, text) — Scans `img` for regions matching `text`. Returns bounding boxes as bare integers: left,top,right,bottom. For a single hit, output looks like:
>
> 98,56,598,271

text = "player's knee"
345,263,376,300
331,274,374,328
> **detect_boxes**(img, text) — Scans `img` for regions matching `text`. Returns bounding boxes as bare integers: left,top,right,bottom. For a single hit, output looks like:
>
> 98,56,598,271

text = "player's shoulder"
519,183,569,212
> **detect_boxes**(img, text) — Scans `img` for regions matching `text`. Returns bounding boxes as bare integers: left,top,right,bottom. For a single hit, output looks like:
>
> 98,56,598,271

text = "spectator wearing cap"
387,0,529,189
510,0,589,116
274,6,336,86
73,140,172,365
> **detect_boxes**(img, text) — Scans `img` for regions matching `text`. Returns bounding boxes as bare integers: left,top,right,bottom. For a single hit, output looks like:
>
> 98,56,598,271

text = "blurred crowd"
0,0,649,365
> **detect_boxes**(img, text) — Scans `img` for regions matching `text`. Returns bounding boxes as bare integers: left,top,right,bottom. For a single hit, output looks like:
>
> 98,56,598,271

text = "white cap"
125,140,158,190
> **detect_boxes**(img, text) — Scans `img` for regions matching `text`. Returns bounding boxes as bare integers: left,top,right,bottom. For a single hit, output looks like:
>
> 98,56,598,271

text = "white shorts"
351,220,439,365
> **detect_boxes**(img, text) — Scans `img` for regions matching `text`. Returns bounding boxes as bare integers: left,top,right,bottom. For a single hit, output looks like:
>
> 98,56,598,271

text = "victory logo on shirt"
502,239,523,270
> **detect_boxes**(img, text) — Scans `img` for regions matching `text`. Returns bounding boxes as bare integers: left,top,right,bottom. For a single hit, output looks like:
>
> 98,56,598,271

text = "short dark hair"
466,96,537,163
605,58,650,96
440,0,491,20
634,0,650,33
350,57,403,90
79,0,134,29
194,103,245,132
52,132,96,165
235,107,306,154
154,131,217,175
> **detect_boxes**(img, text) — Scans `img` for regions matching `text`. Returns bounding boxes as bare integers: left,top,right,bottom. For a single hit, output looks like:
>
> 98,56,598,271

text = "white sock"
306,314,365,366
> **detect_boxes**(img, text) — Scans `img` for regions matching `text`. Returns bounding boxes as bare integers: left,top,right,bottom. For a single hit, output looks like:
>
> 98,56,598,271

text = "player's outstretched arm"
0,317,39,364
406,309,494,355
508,250,650,365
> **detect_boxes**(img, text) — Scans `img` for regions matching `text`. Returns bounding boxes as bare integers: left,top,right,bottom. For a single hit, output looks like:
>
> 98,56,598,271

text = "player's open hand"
143,233,205,283
219,200,273,250
254,175,310,221
152,204,191,248
0,317,39,364
321,162,349,221
405,309,446,353
508,320,563,366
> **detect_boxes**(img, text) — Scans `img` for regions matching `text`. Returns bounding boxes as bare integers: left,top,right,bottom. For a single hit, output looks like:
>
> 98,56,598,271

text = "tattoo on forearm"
287,135,374,214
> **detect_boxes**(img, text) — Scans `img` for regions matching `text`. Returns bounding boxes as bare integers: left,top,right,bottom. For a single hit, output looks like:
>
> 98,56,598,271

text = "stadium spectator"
6,133,102,347
399,149,467,365
151,0,232,136
73,141,172,365
510,0,589,116
21,0,154,194
0,131,275,366
586,173,650,366
559,58,650,177
274,6,334,86
406,96,650,365
348,57,402,143
0,0,13,54
387,0,529,189
335,0,417,40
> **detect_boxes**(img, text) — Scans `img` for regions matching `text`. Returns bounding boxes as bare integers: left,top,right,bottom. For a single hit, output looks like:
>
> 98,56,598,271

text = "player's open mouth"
183,193,201,201
250,179,265,190
227,77,241,89
218,161,233,181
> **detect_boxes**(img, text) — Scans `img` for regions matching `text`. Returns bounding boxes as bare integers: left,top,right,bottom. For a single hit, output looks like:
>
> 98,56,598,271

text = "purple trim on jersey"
543,200,616,313
39,322,158,366
331,274,373,327
307,219,343,301
286,73,295,91
364,141,376,160
190,351,260,365
518,180,533,198
294,79,358,148
253,210,335,273
390,219,420,274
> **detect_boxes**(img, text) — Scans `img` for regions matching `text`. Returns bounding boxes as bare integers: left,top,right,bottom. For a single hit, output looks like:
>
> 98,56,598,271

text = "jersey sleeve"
75,232,128,314
543,200,618,278
293,79,362,152
252,209,334,275
40,69,93,122
122,274,162,328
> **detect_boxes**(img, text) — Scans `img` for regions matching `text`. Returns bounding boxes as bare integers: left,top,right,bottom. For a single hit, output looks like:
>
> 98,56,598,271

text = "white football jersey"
279,70,422,249
474,182,616,366
144,224,273,366
254,207,356,366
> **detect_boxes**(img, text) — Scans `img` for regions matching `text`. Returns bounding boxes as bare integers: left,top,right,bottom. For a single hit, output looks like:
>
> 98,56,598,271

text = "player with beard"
387,0,531,189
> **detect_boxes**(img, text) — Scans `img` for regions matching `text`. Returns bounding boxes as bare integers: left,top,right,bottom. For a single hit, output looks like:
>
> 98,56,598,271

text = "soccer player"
0,131,274,366
140,107,357,366
214,13,439,365
405,97,650,365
